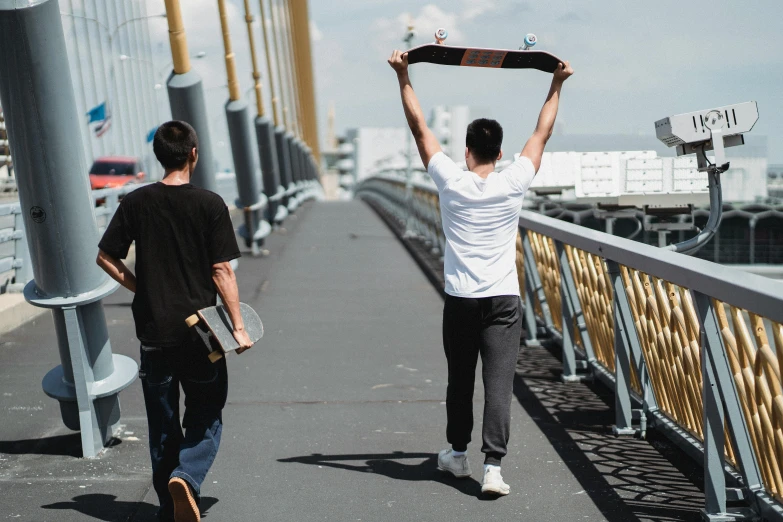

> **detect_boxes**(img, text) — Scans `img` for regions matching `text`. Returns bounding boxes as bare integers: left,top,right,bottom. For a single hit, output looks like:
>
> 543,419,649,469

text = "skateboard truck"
521,33,537,50
434,28,448,45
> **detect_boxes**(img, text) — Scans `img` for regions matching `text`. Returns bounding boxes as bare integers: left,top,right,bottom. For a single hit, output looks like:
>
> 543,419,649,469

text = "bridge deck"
0,201,703,521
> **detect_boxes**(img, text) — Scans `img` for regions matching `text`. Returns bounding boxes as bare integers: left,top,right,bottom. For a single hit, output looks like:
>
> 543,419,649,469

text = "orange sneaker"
167,477,200,522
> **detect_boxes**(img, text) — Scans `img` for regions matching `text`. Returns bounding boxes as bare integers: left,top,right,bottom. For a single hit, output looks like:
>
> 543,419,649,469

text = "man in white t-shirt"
388,49,573,496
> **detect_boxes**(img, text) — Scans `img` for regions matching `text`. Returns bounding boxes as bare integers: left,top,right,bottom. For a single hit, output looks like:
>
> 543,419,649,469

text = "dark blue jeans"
139,341,228,521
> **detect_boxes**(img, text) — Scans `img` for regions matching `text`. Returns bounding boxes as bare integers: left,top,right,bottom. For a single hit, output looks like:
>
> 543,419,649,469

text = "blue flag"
86,102,106,124
146,127,158,144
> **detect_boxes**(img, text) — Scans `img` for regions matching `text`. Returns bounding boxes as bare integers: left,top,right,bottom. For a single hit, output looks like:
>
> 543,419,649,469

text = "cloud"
372,1,521,53
557,12,582,23
310,20,323,42
372,5,461,52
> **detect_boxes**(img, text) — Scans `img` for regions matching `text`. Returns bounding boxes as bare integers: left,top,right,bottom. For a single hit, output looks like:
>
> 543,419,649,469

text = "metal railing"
0,183,148,294
356,176,783,522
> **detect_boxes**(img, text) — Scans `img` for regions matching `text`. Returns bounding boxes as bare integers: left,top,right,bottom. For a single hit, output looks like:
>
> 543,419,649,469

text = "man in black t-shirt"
97,121,252,522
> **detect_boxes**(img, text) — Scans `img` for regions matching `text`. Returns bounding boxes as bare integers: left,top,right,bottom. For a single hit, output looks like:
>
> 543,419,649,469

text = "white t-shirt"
427,151,536,298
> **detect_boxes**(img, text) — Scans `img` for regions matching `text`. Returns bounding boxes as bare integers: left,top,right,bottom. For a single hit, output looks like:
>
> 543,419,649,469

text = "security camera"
655,101,758,157
653,101,759,255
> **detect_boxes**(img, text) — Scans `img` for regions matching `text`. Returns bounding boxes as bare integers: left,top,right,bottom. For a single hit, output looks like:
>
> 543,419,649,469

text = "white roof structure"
573,151,709,208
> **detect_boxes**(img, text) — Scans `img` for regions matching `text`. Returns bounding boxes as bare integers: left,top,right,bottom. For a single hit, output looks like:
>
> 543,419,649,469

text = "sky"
143,0,783,166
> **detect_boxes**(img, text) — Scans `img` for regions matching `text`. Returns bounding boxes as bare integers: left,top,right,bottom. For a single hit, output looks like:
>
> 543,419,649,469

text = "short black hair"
153,121,199,169
465,118,503,164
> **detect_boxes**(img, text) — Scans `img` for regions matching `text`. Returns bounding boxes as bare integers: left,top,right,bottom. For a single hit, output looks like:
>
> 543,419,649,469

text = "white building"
345,127,408,183
429,105,470,161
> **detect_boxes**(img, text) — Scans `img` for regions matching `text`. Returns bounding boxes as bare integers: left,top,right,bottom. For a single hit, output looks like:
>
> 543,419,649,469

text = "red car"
89,156,145,190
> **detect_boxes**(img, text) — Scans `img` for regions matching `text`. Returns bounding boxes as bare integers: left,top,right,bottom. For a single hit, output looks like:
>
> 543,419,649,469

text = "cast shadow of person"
42,493,219,521
278,451,489,499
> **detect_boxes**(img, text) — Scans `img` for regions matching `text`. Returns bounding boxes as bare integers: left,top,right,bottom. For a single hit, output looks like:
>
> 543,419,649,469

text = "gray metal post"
0,0,136,458
255,116,281,224
285,132,299,211
275,127,293,204
606,260,637,436
296,140,306,185
556,241,585,382
302,147,311,181
519,229,541,347
167,71,217,193
522,233,554,331
693,291,762,521
226,99,270,255
289,137,300,187
562,250,598,364
11,203,32,291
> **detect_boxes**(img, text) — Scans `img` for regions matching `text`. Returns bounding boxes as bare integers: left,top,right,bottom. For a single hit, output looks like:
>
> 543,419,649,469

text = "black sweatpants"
443,294,522,466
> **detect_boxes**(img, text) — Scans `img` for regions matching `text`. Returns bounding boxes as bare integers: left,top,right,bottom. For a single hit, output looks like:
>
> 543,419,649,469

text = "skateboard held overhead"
186,302,264,363
406,28,563,74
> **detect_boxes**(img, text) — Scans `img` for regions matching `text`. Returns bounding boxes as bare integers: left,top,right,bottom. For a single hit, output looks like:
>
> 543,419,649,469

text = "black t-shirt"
99,183,241,347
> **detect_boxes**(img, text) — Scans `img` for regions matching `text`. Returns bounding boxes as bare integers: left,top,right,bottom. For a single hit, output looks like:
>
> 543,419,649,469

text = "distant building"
429,106,470,161
769,164,783,199
344,127,408,183
546,134,768,203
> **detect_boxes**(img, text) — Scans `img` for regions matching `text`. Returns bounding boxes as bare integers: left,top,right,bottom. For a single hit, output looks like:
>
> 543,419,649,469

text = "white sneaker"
481,466,510,496
437,448,472,478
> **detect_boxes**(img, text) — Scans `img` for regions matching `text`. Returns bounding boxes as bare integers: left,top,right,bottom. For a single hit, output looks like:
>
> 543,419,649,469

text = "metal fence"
356,176,783,522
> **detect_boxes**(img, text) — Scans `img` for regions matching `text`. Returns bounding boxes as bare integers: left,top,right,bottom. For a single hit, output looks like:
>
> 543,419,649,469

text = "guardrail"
356,175,783,522
0,183,148,294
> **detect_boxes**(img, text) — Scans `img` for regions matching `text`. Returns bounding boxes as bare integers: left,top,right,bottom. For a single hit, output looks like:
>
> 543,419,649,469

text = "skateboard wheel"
208,351,224,363
185,314,200,328
524,33,537,48
434,28,448,44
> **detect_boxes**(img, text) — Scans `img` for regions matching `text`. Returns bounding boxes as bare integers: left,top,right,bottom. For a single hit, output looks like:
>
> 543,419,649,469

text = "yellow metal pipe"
281,0,302,137
290,0,312,152
289,0,311,147
164,0,191,74
259,0,280,126
243,0,264,117
217,0,241,101
288,0,308,146
269,0,290,129
284,0,305,139
289,0,320,161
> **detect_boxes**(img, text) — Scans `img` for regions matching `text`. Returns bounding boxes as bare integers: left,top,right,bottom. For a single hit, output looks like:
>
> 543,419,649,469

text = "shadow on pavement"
41,493,219,521
278,451,493,499
514,342,704,522
0,433,85,458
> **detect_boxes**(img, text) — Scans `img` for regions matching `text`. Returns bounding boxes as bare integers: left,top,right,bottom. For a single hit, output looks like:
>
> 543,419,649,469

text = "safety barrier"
356,176,783,522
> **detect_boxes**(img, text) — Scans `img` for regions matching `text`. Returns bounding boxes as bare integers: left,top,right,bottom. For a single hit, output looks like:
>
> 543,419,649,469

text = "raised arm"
388,50,442,168
521,61,574,172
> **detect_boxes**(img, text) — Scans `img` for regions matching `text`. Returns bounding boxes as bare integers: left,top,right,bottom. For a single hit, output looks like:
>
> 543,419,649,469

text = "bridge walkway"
0,200,703,521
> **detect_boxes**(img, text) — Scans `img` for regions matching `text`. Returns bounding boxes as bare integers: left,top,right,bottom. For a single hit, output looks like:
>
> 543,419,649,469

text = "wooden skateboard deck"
186,302,264,363
406,44,562,73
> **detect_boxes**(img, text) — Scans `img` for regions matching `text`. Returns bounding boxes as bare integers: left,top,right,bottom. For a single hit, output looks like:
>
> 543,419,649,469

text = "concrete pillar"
0,0,136,457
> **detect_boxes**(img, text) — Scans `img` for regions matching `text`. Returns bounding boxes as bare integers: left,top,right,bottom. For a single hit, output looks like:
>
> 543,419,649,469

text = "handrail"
517,209,783,325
